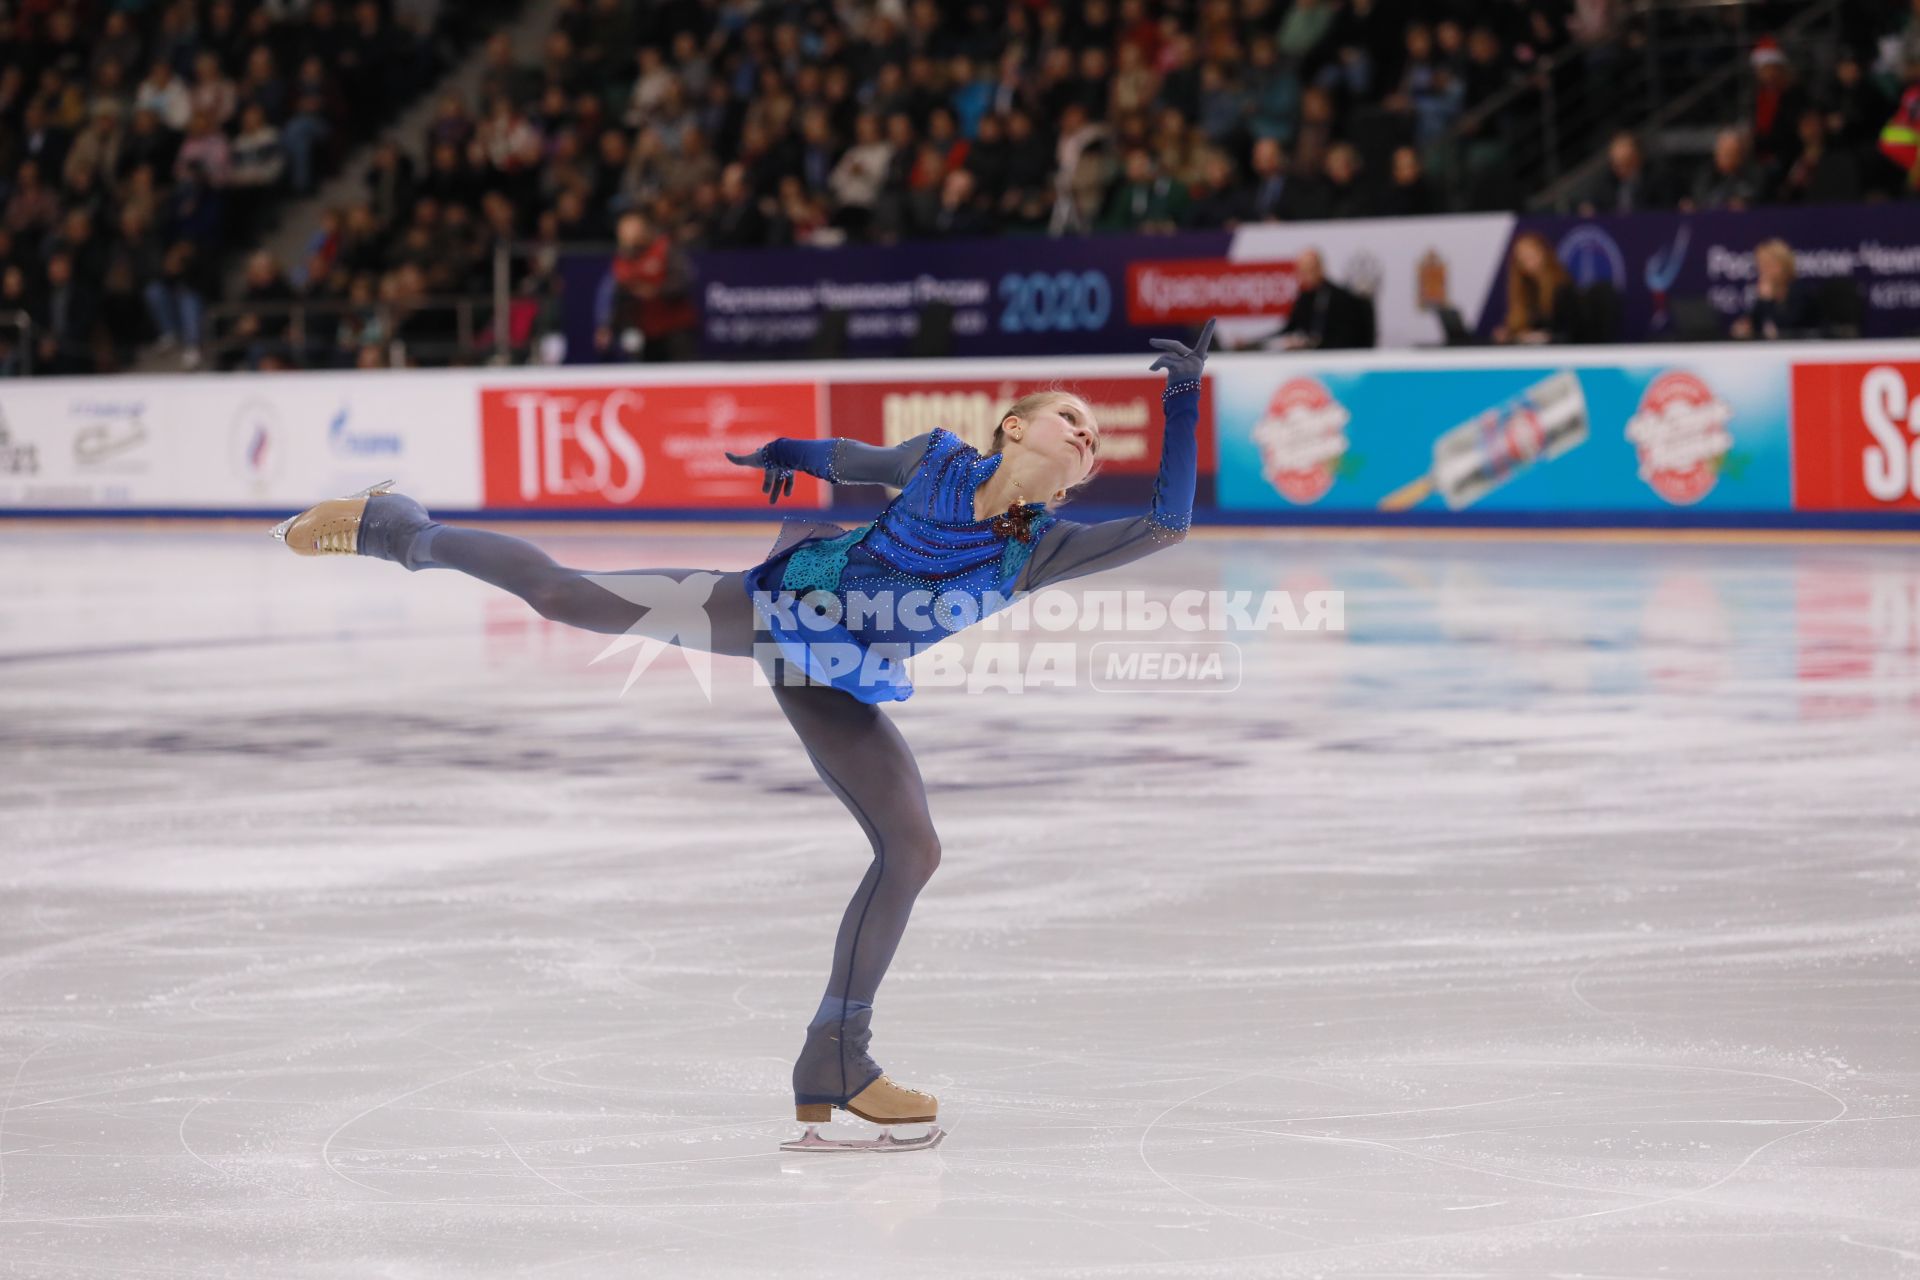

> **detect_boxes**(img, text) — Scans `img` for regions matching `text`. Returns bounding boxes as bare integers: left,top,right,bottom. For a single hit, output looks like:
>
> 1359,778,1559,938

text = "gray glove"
1147,317,1216,383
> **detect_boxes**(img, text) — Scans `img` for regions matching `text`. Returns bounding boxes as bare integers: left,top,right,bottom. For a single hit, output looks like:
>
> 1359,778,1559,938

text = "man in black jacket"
1271,249,1372,350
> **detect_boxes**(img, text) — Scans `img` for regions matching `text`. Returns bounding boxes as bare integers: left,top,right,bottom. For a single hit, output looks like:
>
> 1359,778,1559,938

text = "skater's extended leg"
773,680,941,1115
408,521,758,653
279,488,758,653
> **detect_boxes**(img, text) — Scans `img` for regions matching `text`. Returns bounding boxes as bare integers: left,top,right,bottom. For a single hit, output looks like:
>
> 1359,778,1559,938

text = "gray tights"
403,519,940,1103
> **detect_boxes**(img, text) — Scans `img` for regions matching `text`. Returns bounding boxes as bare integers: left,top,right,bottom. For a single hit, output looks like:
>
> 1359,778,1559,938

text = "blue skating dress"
740,380,1201,703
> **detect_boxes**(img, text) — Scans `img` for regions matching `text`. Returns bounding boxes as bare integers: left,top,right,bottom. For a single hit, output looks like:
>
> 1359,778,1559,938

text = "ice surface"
1,520,1917,1278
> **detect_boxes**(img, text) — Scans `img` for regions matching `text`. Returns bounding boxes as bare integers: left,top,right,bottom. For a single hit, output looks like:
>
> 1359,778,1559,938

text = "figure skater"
271,320,1214,1151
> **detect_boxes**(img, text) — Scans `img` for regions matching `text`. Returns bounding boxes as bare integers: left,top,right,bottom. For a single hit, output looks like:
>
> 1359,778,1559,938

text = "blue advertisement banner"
562,233,1234,362
1502,204,1920,342
1215,357,1792,515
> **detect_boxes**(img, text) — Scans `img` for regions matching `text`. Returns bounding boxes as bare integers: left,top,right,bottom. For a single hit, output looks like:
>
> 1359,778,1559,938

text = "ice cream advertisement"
1215,357,1788,515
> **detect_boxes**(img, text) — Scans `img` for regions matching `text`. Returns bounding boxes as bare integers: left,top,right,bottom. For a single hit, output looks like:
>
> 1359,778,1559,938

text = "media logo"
1251,377,1350,505
1126,259,1297,324
70,399,149,471
479,382,818,508
0,408,39,475
327,403,403,458
229,397,282,487
1558,224,1628,291
1341,249,1384,300
1790,362,1920,510
1644,225,1691,332
1625,371,1735,505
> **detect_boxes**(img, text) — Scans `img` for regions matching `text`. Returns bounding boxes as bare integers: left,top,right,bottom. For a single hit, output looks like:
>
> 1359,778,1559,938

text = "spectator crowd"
4,0,1920,373
0,0,499,374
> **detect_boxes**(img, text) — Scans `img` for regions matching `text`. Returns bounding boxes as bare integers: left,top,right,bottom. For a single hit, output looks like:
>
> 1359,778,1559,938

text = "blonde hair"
989,387,1100,502
1755,238,1796,281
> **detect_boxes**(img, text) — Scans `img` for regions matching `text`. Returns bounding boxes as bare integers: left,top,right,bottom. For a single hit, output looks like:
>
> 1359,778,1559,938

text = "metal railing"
0,309,32,377
1438,0,1831,213
199,294,506,369
1527,0,1847,212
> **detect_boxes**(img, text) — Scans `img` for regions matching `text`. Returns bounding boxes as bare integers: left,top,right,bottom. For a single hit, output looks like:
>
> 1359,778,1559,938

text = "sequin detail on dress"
780,522,874,594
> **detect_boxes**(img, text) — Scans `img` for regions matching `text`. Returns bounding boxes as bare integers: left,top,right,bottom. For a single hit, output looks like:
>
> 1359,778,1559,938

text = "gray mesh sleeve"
828,432,937,488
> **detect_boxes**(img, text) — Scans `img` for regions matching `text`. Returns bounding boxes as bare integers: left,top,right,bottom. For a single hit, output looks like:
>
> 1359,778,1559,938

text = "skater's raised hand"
1147,317,1216,384
725,445,797,505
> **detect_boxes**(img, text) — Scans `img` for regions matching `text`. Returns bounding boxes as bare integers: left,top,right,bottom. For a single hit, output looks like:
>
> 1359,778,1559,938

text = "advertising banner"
3,348,1915,525
562,216,1517,361
1791,361,1920,511
477,381,823,510
1215,354,1792,515
0,373,481,510
1505,205,1920,342
685,233,1233,361
1226,213,1514,350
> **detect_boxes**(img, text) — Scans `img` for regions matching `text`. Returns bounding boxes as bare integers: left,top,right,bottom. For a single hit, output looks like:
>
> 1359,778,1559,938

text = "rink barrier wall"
2,341,1917,529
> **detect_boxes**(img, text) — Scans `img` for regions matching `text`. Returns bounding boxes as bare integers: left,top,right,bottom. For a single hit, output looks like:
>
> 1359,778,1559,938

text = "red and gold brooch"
990,504,1040,542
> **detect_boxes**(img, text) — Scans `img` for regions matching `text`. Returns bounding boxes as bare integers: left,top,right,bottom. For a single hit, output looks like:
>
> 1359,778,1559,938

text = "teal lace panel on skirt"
780,522,874,594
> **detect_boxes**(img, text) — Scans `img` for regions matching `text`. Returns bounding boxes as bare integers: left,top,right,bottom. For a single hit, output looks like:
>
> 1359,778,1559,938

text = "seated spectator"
35,250,98,374
1495,231,1577,344
64,105,125,196
1580,131,1676,215
964,114,1010,208
230,106,287,191
923,168,994,238
0,265,38,375
174,112,233,189
1278,0,1337,64
1460,24,1513,112
1820,53,1896,189
1290,142,1368,220
1688,128,1762,210
119,109,179,184
227,249,296,367
238,47,288,128
1246,136,1296,221
100,206,160,363
147,239,208,362
1879,58,1920,193
5,161,61,244
1378,146,1441,217
1748,38,1806,174
711,162,771,248
135,61,192,133
1185,150,1254,228
1731,238,1817,339
1244,36,1302,142
1099,146,1188,233
1271,248,1371,350
1777,108,1861,204
190,51,238,131
283,57,338,195
1388,23,1465,145
1111,42,1161,118
1000,109,1054,218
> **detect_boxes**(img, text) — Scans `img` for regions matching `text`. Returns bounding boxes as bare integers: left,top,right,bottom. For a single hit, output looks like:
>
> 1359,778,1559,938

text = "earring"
1053,489,1066,501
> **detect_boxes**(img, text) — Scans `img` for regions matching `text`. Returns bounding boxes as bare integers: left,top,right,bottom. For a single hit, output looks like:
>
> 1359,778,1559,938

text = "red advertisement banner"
1126,259,1297,325
1792,362,1920,511
825,376,1215,481
479,382,822,508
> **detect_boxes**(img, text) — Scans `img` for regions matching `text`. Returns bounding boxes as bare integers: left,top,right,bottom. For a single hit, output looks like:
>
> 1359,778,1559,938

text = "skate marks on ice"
2,526,1920,1276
